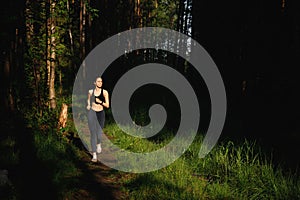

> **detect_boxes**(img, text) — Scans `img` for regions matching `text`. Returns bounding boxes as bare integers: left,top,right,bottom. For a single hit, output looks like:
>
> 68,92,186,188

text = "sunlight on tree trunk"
67,0,74,55
58,103,68,129
49,0,56,109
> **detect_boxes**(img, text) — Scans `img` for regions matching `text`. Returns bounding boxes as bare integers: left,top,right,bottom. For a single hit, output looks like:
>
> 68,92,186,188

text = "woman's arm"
102,90,110,108
87,92,91,110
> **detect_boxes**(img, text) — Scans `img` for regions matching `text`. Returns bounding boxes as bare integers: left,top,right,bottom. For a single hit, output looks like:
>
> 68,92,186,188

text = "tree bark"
135,0,142,28
3,50,14,111
80,0,86,78
49,0,56,109
58,103,68,129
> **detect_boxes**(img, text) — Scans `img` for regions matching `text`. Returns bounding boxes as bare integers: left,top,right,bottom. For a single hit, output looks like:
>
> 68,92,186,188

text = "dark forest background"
1,0,300,180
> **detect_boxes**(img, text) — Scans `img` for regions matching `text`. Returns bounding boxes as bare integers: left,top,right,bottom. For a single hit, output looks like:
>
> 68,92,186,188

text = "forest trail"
69,151,126,200
0,113,127,200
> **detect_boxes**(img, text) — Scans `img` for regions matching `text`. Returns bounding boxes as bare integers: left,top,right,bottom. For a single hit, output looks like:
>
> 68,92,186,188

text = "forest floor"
0,112,127,200
2,110,300,199
68,151,127,200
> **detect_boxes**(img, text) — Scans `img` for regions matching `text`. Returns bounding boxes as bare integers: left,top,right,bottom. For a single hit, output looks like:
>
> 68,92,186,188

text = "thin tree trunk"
3,50,14,111
59,65,62,95
129,0,134,29
25,0,33,42
80,0,86,79
49,0,56,109
136,0,142,28
79,0,86,60
67,0,74,55
87,0,92,53
25,0,41,108
67,0,78,75
175,0,185,72
134,0,142,56
47,0,51,89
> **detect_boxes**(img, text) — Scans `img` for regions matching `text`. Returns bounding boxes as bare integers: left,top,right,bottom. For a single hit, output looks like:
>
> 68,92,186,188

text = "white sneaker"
96,143,102,153
91,152,97,162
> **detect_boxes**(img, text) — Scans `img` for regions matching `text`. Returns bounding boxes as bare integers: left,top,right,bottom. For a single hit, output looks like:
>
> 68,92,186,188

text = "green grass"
0,106,84,199
105,123,171,153
32,131,82,191
104,123,300,200
3,107,299,199
0,135,19,200
27,107,84,199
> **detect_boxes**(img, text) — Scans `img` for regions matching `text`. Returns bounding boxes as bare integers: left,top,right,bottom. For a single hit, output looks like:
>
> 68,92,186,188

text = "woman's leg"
96,110,105,144
87,109,98,153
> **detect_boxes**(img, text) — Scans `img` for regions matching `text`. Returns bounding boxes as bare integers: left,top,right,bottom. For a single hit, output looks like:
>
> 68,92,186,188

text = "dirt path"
0,113,128,200
69,150,127,200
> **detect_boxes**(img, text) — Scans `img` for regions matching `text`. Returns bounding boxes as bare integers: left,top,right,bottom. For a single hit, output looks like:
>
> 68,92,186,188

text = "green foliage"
85,0,100,20
104,123,300,199
20,95,82,198
135,0,179,28
33,128,81,186
154,0,178,29
23,0,99,111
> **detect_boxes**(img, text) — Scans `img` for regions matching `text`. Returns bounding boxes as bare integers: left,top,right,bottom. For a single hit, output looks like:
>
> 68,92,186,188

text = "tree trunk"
49,0,56,109
3,50,14,112
67,0,74,55
78,0,87,94
135,0,142,28
87,0,92,53
80,0,86,79
47,0,51,89
58,103,68,129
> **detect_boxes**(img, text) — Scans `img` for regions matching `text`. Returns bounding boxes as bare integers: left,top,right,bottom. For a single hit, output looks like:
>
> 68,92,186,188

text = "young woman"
86,77,109,162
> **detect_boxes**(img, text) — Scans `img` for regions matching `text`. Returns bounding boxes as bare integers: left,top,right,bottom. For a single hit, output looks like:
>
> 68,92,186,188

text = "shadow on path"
0,112,126,200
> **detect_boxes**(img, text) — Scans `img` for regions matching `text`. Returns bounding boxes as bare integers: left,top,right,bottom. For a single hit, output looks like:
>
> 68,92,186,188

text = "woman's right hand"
87,105,90,110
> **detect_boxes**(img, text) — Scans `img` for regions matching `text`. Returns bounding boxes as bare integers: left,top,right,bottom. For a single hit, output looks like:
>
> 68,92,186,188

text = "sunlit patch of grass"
104,123,300,200
104,123,171,153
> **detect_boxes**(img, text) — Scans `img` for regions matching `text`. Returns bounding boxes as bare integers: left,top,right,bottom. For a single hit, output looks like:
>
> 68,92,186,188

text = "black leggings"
87,109,105,152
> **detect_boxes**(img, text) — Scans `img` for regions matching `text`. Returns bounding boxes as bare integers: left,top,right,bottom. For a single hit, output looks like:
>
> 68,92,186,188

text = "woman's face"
95,78,103,88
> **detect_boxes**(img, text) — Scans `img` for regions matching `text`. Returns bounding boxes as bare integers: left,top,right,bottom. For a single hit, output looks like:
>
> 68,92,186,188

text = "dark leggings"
87,109,105,152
